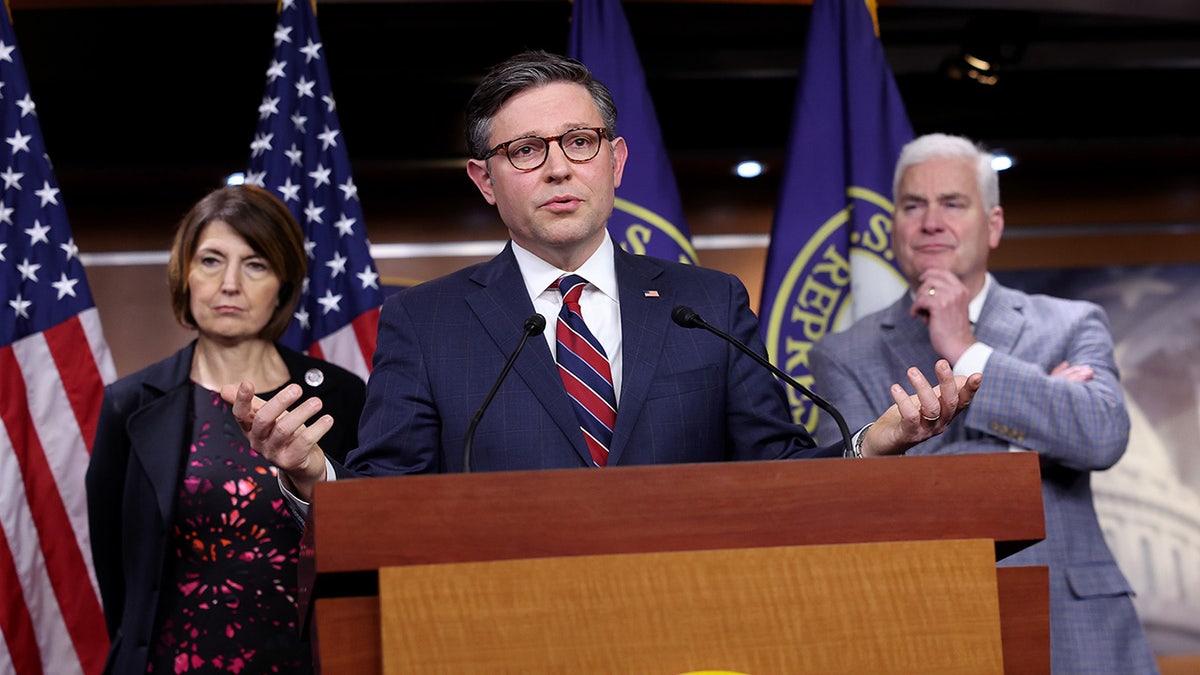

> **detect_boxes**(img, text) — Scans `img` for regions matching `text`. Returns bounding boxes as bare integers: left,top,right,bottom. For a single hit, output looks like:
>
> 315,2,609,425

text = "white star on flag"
16,92,34,117
303,200,325,224
259,96,281,119
1,166,23,188
266,59,286,82
294,75,315,98
308,163,331,187
285,144,303,166
277,177,301,202
249,131,274,157
334,214,356,237
51,273,78,299
317,289,343,314
357,266,380,290
300,38,322,63
8,292,31,318
25,218,51,244
317,125,339,150
16,257,40,281
34,179,59,206
325,250,347,278
6,129,31,153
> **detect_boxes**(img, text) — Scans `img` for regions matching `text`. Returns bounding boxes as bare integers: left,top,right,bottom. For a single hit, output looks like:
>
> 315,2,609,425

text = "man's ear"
610,136,628,189
988,205,1004,249
466,158,497,205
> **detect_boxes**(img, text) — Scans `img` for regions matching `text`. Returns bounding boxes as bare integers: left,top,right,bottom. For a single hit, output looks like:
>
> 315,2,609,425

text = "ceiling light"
735,160,763,179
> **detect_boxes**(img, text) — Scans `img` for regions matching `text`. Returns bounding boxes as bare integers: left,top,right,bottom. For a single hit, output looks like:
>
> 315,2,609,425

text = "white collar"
511,234,618,303
968,273,993,324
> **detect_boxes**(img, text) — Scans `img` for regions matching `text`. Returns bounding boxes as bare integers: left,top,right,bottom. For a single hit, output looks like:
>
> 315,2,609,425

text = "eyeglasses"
483,127,608,171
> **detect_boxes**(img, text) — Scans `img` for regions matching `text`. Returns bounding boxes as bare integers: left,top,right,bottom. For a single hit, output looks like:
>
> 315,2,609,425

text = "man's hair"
166,184,307,341
893,133,1000,211
464,50,618,160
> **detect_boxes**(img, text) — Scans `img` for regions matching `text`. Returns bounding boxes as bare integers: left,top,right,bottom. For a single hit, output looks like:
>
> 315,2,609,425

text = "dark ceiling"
11,0,1200,236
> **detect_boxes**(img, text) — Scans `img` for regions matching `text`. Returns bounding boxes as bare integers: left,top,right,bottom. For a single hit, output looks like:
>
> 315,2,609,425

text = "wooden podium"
298,453,1049,674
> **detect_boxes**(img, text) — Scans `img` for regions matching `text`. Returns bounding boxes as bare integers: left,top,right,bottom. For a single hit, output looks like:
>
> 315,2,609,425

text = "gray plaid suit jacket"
811,280,1159,674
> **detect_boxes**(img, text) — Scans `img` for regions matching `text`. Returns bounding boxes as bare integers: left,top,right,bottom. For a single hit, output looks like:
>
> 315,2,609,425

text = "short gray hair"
893,133,999,211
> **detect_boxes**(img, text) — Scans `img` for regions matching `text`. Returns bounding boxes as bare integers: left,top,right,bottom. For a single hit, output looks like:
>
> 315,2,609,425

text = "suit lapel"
975,283,1026,355
127,344,195,527
607,250,670,465
880,296,941,379
464,245,591,465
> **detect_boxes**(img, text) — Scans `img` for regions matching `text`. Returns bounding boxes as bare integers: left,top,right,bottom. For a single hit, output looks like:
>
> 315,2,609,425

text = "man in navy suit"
810,133,1159,673
229,51,979,503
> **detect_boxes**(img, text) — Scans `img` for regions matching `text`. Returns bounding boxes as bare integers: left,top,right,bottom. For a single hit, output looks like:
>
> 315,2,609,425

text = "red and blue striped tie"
555,274,617,467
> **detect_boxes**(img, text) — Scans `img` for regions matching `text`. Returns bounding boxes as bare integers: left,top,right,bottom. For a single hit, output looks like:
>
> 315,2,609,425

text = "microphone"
463,313,547,473
671,305,854,458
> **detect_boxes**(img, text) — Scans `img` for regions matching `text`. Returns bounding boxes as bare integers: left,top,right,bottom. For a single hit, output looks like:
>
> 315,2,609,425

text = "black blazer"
85,341,365,675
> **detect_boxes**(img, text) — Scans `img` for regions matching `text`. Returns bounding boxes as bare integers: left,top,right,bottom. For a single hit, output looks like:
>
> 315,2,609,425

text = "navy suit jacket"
810,282,1159,673
86,342,364,675
344,242,838,477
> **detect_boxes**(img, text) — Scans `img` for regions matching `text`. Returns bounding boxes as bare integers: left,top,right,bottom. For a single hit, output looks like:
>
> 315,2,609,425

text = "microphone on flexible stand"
463,313,547,473
670,305,854,458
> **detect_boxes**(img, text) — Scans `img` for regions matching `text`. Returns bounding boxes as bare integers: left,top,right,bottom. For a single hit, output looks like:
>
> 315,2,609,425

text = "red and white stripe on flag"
0,309,115,675
305,307,380,382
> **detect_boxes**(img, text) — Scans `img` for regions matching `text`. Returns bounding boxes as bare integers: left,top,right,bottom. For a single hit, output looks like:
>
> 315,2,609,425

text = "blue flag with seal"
568,0,697,264
759,0,913,432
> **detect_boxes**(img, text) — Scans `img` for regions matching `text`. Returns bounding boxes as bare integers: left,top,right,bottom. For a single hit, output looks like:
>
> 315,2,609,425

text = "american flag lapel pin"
643,290,660,298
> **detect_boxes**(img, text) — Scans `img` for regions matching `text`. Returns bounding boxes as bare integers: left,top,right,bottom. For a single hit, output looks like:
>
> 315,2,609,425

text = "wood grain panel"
378,540,1004,675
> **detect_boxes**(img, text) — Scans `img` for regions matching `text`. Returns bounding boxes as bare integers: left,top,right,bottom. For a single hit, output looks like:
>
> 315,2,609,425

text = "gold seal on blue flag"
612,197,698,264
762,186,904,429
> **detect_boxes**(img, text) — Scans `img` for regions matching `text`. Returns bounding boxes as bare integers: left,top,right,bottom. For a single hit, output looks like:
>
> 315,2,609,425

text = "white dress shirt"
511,234,623,404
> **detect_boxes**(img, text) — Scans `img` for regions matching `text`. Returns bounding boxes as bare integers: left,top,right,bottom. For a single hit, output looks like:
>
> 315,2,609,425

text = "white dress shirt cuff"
954,342,993,377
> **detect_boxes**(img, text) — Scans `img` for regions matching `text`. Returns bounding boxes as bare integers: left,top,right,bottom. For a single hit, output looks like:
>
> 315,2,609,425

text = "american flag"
0,7,115,675
245,0,382,380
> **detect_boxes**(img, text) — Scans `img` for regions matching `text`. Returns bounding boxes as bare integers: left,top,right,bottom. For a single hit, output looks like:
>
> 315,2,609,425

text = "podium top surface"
303,452,1044,577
